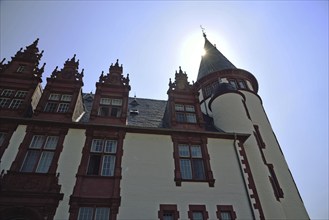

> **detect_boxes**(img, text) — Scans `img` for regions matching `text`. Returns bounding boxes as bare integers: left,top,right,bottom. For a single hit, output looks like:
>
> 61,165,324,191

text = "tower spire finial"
200,25,206,38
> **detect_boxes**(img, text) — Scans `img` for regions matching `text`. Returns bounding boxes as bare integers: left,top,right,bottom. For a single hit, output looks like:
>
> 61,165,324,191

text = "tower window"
87,139,117,176
228,79,238,89
238,80,247,89
20,135,59,173
175,104,197,123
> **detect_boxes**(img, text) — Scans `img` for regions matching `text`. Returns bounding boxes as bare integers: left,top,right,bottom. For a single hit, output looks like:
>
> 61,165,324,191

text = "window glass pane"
9,99,23,109
175,104,184,111
193,159,206,180
21,150,39,172
15,91,28,98
0,98,11,108
30,135,45,149
176,112,185,122
163,212,174,220
95,207,110,220
87,155,101,175
221,212,232,220
78,207,93,220
0,132,6,145
180,159,192,179
57,103,69,113
1,89,15,97
185,105,195,112
44,136,59,149
112,98,122,106
101,155,116,176
36,151,54,173
191,145,202,158
61,94,72,102
192,212,203,220
238,81,246,89
49,94,60,101
91,139,103,152
100,98,111,105
111,107,121,117
104,140,117,153
229,80,237,89
98,106,109,116
178,145,190,157
186,113,197,123
44,102,58,112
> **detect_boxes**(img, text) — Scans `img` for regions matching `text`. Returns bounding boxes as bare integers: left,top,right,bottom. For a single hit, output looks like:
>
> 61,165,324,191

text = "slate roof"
197,35,236,81
79,93,219,131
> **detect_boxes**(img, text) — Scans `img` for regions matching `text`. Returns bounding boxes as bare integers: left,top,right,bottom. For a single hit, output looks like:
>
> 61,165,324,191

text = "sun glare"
179,32,205,80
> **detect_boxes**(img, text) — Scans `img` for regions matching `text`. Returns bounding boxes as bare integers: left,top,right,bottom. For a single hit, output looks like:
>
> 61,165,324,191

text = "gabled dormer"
166,67,205,130
0,39,44,117
34,55,84,122
89,59,130,125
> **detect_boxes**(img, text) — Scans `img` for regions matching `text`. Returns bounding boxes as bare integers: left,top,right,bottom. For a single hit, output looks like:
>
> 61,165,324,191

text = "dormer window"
44,93,72,113
16,65,26,73
98,97,122,117
175,104,197,123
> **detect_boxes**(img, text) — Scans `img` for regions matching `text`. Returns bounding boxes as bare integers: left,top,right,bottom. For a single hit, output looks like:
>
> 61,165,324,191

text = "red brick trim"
238,142,265,220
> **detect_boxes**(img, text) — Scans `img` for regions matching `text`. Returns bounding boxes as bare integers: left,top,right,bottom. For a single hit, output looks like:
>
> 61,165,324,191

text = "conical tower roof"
197,33,236,81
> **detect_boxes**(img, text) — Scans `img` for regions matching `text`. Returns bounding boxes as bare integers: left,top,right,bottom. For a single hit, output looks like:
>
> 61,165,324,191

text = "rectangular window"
57,103,69,113
158,204,179,220
15,90,28,98
238,80,247,89
188,205,208,220
178,144,205,180
44,102,58,112
78,207,110,220
20,135,59,173
173,137,214,187
49,93,61,101
61,94,72,102
1,89,15,97
0,98,11,108
17,65,26,72
9,99,23,109
216,205,236,220
98,97,122,118
87,139,117,176
175,104,197,124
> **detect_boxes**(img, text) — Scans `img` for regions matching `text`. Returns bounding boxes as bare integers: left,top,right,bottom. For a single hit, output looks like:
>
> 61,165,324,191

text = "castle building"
0,34,309,220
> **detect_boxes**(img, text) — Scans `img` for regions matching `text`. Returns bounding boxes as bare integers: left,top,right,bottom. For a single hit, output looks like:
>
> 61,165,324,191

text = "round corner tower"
194,33,309,219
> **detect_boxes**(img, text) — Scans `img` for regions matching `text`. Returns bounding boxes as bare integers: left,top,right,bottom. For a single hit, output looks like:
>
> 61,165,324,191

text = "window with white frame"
175,104,197,123
87,139,117,176
20,135,59,173
44,93,72,113
9,99,23,109
0,89,27,109
78,207,110,220
98,97,122,118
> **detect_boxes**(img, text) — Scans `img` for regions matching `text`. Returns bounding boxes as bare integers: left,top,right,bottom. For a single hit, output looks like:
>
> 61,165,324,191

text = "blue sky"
1,1,328,219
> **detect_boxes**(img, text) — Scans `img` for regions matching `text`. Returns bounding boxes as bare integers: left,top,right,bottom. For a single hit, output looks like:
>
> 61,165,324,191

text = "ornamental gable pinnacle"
50,54,84,83
98,59,130,87
168,66,193,91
